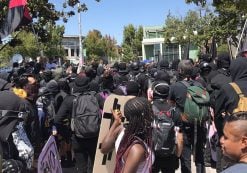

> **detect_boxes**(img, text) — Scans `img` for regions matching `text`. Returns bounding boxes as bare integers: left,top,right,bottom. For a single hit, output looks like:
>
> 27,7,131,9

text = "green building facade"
142,26,199,63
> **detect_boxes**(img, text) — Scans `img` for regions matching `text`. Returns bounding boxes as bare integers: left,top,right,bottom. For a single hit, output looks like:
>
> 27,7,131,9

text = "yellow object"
230,82,247,113
13,87,27,99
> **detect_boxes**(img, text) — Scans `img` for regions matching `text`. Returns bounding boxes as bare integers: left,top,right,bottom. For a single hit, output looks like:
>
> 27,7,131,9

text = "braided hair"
114,97,153,173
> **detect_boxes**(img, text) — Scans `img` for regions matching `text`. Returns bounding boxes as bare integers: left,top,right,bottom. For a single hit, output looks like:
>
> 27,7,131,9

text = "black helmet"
199,61,211,72
131,61,139,71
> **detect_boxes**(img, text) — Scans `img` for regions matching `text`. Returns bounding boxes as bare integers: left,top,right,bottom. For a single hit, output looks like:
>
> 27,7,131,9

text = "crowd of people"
0,50,246,173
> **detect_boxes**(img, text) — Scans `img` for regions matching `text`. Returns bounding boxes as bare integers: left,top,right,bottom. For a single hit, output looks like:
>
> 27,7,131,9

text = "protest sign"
38,135,62,173
93,94,135,173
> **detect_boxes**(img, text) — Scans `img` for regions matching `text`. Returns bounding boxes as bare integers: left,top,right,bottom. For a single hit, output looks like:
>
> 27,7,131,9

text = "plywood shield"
93,94,135,173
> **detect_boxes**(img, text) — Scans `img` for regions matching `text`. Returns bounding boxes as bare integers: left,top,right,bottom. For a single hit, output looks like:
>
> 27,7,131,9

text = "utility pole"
78,2,84,73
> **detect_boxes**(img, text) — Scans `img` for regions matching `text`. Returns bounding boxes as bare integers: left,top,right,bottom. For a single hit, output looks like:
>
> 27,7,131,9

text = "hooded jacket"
215,57,247,137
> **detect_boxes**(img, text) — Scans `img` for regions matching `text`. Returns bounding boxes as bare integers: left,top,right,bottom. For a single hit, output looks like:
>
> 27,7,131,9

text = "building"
61,35,85,64
142,26,199,63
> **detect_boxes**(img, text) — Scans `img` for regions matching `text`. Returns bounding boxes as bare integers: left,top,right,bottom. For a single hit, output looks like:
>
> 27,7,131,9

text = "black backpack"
152,104,176,157
54,90,67,112
128,73,140,82
71,91,101,138
40,93,56,128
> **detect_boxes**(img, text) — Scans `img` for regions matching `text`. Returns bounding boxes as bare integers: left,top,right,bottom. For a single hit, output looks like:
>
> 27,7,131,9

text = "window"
65,49,68,56
76,49,79,56
71,49,75,57
163,43,179,62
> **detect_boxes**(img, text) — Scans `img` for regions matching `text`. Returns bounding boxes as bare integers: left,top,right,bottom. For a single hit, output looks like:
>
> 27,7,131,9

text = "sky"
51,0,198,45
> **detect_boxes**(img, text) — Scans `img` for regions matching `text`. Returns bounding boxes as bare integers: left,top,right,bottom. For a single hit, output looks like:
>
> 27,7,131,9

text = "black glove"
2,159,23,173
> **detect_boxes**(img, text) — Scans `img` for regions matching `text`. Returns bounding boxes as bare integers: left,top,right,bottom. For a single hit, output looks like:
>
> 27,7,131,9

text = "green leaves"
122,25,143,62
184,0,247,47
84,30,118,61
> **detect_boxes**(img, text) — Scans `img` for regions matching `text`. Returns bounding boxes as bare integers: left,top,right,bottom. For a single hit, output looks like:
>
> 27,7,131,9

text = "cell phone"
113,98,118,110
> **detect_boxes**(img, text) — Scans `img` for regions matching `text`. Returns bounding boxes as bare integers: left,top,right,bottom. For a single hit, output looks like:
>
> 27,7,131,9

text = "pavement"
175,157,216,173
62,155,217,173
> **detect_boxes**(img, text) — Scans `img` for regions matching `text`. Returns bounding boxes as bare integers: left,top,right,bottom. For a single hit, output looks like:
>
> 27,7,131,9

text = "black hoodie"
215,57,247,137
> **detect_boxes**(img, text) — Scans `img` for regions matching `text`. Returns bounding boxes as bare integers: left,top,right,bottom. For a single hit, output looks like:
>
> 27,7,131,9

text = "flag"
210,36,217,60
0,0,32,40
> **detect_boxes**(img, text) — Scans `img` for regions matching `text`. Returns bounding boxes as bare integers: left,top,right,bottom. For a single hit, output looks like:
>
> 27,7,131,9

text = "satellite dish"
12,54,23,64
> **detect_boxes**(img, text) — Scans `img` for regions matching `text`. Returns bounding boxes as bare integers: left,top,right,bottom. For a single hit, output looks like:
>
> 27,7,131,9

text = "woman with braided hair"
101,97,154,173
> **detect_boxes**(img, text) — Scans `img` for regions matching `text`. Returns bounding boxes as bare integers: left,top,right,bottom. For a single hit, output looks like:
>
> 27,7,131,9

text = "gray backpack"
71,91,101,138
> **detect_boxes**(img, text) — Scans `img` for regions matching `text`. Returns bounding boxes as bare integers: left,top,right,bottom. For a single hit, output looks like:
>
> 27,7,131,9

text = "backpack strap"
230,83,244,97
152,104,160,115
71,93,81,119
0,110,28,119
193,119,197,162
180,80,191,88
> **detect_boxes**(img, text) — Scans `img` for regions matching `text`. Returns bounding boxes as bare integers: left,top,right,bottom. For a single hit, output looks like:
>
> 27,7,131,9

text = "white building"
142,26,198,62
61,35,85,64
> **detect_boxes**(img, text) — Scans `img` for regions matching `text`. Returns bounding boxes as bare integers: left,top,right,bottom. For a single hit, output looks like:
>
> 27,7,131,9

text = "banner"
38,136,62,173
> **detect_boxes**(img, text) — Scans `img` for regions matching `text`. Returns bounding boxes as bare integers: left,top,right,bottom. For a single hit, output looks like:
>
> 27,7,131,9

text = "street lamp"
78,2,83,70
62,0,87,71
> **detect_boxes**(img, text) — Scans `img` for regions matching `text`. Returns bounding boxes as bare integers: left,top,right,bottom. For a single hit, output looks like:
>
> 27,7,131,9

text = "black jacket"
215,57,247,115
215,57,247,137
0,90,27,169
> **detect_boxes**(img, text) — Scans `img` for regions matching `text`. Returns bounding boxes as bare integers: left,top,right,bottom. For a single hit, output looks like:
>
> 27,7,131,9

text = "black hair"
178,60,193,80
114,97,153,173
225,112,247,122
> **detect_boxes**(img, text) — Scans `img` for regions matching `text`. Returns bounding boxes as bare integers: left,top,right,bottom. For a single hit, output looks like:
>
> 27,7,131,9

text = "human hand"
111,109,122,124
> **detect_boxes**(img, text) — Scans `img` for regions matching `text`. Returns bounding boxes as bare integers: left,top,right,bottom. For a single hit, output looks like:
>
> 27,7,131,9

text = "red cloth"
9,0,27,8
0,0,31,39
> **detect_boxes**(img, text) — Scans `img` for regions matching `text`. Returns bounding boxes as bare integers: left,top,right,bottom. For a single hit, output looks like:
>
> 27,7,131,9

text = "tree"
84,30,119,61
0,0,100,43
163,13,185,44
84,29,104,60
134,26,143,57
163,9,217,53
101,35,118,60
185,0,247,45
0,24,66,66
43,24,65,58
122,44,135,63
123,24,136,46
0,31,39,66
122,24,143,61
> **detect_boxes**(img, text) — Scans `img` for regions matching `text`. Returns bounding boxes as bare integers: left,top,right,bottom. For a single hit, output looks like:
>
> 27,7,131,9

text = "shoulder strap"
230,82,244,97
86,91,97,96
180,80,191,88
71,93,82,118
152,104,159,113
0,110,28,119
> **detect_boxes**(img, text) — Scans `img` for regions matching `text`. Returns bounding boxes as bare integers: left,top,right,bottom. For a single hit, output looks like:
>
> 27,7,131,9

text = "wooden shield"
93,94,135,173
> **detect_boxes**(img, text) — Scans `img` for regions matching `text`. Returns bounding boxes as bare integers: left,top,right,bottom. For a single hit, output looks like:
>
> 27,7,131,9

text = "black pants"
180,124,206,173
72,135,98,173
152,155,178,173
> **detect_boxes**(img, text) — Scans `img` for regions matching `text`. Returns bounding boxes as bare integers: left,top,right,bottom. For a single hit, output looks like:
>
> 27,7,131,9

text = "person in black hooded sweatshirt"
54,75,103,172
215,57,247,131
215,57,247,172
